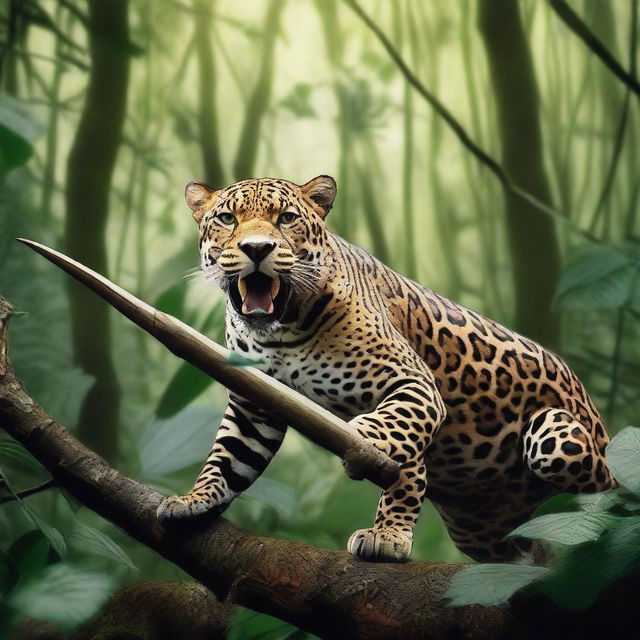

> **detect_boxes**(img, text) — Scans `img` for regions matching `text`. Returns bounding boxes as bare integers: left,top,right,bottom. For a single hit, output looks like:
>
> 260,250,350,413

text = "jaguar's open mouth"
229,272,290,318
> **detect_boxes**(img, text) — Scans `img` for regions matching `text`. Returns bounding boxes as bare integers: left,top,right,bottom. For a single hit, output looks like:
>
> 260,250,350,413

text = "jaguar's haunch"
157,175,615,563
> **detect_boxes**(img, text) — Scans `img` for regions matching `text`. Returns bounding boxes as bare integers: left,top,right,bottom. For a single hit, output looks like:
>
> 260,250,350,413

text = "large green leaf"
69,521,137,571
0,96,45,172
607,426,640,497
538,517,640,610
8,530,50,586
445,564,550,607
0,464,65,557
140,406,220,476
9,564,113,630
32,367,94,430
553,245,640,311
0,440,42,470
155,301,226,418
20,507,66,559
242,478,295,519
506,511,621,546
155,363,215,419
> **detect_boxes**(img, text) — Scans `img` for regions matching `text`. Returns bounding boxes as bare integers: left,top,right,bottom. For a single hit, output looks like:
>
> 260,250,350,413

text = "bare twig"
0,477,56,504
343,0,603,244
17,239,400,490
548,0,640,97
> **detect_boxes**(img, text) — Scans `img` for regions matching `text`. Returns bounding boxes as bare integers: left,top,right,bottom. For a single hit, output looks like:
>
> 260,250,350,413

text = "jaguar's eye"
217,212,236,226
278,211,299,225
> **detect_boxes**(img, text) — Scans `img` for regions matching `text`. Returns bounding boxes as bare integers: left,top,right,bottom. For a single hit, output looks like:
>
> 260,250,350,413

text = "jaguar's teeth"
271,278,280,298
238,277,247,300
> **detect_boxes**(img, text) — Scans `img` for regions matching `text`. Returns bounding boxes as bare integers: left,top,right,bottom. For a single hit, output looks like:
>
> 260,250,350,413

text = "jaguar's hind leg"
522,408,616,494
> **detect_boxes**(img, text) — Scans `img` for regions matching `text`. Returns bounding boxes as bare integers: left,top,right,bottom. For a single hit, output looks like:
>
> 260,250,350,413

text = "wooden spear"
17,239,400,489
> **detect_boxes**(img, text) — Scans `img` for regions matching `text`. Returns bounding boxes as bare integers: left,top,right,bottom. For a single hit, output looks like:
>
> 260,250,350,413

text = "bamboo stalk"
17,239,400,490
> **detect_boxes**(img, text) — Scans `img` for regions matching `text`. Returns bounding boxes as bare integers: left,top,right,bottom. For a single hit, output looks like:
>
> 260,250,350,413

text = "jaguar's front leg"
157,392,286,522
347,373,445,562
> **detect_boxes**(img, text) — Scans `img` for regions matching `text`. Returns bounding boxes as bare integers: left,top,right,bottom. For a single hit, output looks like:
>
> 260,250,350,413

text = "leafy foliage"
446,564,550,607
606,426,640,495
140,406,221,477
69,521,137,572
9,563,113,630
0,96,45,173
553,245,640,311
446,427,640,611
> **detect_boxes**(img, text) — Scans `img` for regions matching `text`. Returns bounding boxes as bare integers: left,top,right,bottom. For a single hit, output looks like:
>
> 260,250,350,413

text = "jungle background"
0,0,639,637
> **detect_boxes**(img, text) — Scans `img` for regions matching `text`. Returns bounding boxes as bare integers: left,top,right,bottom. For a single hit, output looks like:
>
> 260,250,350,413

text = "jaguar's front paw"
156,493,223,523
347,526,413,563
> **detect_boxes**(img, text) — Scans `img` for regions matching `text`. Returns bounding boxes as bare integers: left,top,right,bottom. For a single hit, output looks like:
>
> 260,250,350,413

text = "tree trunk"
233,0,285,180
194,0,226,187
64,0,129,459
478,0,562,350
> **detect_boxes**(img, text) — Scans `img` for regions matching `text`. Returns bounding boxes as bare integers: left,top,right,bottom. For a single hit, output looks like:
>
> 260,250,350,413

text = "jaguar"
157,175,615,563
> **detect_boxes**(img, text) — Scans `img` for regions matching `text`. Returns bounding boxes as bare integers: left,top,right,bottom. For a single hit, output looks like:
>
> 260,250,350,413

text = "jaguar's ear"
185,181,219,224
300,175,337,218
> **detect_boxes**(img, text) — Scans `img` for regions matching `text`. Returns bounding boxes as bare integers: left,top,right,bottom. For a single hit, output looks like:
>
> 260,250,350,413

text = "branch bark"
0,295,511,640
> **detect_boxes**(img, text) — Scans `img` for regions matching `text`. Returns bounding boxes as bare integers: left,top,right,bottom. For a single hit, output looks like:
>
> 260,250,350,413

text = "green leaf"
21,508,66,559
226,352,265,367
576,491,622,513
155,363,213,419
0,440,41,470
607,426,640,496
0,96,45,172
445,564,550,607
69,522,137,571
0,465,65,558
242,478,296,519
531,492,580,517
539,517,640,610
140,406,220,476
9,564,113,630
8,530,50,585
155,302,225,418
0,551,19,597
154,281,188,320
506,511,621,546
552,244,640,311
33,367,94,430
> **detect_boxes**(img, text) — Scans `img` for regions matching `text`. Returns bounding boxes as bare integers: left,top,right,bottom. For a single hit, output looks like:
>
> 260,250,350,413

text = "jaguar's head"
186,175,337,324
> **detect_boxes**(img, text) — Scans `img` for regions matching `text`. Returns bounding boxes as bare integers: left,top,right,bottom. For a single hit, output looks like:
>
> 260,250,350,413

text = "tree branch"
548,0,640,97
16,238,400,491
0,295,512,640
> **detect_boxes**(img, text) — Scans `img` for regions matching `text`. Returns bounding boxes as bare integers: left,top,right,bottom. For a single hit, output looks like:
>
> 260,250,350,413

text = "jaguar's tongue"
238,273,280,315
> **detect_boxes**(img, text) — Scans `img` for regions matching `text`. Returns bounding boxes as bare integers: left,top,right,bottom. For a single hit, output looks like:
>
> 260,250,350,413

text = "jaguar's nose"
239,240,276,266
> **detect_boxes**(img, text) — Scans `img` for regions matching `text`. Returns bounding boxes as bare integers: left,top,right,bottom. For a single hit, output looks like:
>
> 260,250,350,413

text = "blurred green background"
0,0,639,636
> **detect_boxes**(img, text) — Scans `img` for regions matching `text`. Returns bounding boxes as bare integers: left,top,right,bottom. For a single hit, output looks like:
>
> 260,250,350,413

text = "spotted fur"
157,175,616,563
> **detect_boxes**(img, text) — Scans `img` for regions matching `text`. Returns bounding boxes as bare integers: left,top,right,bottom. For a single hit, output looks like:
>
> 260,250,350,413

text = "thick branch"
17,239,399,491
0,295,510,640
